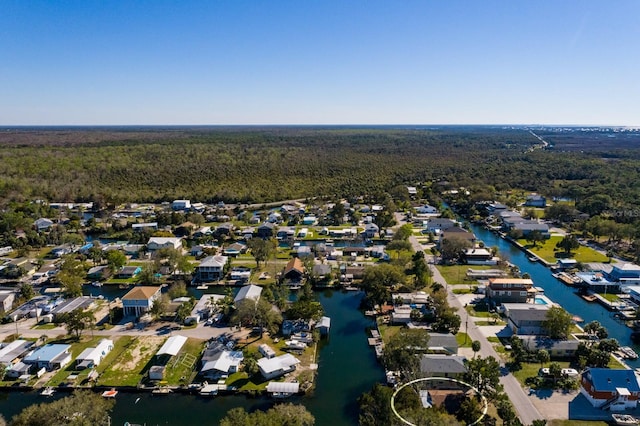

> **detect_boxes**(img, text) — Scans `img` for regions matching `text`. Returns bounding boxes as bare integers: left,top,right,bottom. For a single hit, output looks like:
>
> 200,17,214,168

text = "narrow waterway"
469,223,640,368
1,290,383,425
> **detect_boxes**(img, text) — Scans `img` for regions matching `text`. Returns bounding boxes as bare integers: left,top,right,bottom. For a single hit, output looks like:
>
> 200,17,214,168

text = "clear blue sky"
1,1,638,125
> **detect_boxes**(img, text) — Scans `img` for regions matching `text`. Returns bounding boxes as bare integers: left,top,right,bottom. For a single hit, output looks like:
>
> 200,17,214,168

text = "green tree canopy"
543,306,573,339
10,390,114,426
220,403,314,426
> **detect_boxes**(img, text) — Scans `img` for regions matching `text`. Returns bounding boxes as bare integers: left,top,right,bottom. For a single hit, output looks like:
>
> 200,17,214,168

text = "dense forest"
1,126,640,211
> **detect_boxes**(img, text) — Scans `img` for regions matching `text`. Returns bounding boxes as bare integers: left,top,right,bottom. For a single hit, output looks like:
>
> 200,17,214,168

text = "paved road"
408,234,543,425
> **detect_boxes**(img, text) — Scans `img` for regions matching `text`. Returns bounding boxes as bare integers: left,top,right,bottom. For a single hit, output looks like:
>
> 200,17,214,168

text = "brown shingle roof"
284,258,305,275
122,286,162,301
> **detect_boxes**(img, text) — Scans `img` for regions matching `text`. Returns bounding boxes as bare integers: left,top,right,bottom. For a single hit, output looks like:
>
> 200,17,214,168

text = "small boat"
152,387,172,394
199,383,219,396
102,388,118,398
40,387,55,396
621,346,639,360
91,281,103,287
581,294,597,302
612,413,639,426
528,256,537,262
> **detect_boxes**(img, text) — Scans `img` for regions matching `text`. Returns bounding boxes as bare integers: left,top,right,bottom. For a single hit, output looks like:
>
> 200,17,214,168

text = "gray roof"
428,333,458,350
504,303,550,323
420,355,467,375
518,336,580,352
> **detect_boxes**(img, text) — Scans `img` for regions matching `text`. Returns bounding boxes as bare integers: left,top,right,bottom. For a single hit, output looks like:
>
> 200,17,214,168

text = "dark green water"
0,290,384,425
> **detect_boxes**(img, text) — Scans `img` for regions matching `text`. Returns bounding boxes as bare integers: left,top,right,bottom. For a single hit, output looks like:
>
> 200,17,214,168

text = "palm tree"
471,340,481,358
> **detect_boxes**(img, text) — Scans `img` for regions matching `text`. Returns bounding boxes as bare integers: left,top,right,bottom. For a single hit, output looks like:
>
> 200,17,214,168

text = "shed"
157,335,187,357
315,316,331,336
149,365,166,381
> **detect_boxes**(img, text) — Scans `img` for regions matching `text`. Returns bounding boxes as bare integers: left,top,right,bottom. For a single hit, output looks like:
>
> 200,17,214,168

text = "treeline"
1,127,640,212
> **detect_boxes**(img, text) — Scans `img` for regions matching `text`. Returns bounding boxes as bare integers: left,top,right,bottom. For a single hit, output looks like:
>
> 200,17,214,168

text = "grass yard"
97,336,165,387
465,304,492,318
517,235,610,263
46,336,109,386
456,332,472,348
162,338,205,385
436,264,493,284
600,293,620,302
452,287,475,294
226,371,268,392
378,323,402,345
474,320,506,326
32,323,58,330
511,360,572,388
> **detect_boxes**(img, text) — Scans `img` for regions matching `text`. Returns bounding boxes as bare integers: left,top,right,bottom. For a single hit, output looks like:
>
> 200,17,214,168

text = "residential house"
312,264,332,285
132,222,158,232
171,200,191,211
427,333,459,354
524,194,547,208
147,237,182,251
34,218,54,231
486,278,535,305
277,227,296,240
407,186,418,197
266,381,300,398
76,339,114,369
214,223,235,237
608,263,640,285
294,245,313,258
234,284,262,306
511,221,550,238
122,286,162,317
6,362,31,379
415,205,438,214
156,335,188,358
420,354,468,384
315,316,331,336
391,305,413,324
51,244,74,258
424,218,457,233
362,223,379,238
258,344,276,359
463,248,497,265
200,342,244,379
229,267,251,282
302,216,317,226
223,242,247,257
193,226,213,238
575,272,618,293
0,340,34,368
116,266,142,279
503,303,550,335
0,291,16,313
581,368,640,410
257,222,276,239
518,336,580,359
439,227,476,247
87,265,109,281
23,344,72,371
487,202,508,214
257,353,300,380
50,296,96,320
556,259,578,271
195,255,228,282
283,258,305,284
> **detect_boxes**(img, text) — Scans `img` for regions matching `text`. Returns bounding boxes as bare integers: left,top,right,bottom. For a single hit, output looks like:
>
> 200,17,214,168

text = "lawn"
97,336,165,387
436,264,493,284
46,336,108,386
465,304,492,318
162,338,205,385
452,287,475,295
32,323,58,330
456,332,472,348
511,360,572,388
378,323,402,345
474,320,506,326
600,293,620,302
517,235,610,263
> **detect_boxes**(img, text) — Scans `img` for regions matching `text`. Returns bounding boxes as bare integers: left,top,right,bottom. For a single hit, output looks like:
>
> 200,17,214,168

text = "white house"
172,200,191,211
234,284,262,305
76,339,114,369
147,237,182,251
257,353,300,380
195,255,228,282
122,286,162,317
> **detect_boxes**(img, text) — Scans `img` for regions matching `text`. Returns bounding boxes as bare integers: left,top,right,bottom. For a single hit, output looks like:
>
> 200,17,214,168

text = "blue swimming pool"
534,297,549,305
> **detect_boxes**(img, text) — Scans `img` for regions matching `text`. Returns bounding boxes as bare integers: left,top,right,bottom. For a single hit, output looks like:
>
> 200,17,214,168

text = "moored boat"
101,388,118,398
612,413,639,426
40,387,55,396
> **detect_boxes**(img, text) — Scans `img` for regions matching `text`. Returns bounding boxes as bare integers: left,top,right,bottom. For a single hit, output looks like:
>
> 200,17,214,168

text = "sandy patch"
117,336,166,371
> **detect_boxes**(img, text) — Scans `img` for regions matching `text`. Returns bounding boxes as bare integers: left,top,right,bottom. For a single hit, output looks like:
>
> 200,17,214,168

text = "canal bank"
468,223,640,369
0,290,384,425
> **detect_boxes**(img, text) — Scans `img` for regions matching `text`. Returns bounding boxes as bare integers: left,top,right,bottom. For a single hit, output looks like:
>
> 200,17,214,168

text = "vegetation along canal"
0,290,384,425
469,223,640,368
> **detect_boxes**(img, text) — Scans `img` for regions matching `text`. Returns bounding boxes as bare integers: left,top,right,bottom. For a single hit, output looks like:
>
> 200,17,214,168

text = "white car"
562,368,579,378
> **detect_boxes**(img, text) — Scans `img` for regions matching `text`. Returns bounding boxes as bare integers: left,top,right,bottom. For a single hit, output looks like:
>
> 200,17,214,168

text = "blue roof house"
23,344,72,371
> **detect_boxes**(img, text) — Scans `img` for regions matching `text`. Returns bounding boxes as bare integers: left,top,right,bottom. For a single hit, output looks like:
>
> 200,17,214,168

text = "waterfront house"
229,266,251,282
223,242,247,257
608,263,640,285
283,258,305,283
415,205,437,214
518,336,580,358
486,278,535,305
50,296,96,320
257,222,276,239
420,354,468,384
581,368,640,411
362,223,379,238
156,335,188,360
116,265,142,279
122,286,162,317
234,284,262,306
76,339,114,369
391,305,413,324
147,237,182,251
171,200,191,211
424,218,457,233
426,333,459,354
556,259,578,270
257,353,300,380
463,248,497,265
276,227,296,240
487,202,508,214
34,218,54,231
503,303,550,335
7,361,31,378
195,255,228,282
524,194,547,207
23,344,72,371
575,272,618,293
0,340,34,368
315,316,331,336
87,265,109,281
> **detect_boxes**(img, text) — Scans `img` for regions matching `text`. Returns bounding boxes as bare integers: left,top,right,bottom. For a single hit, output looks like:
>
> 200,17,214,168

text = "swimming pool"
534,297,549,305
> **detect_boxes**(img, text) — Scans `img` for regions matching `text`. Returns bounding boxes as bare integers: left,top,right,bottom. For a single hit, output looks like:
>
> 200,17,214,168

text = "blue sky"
1,1,638,125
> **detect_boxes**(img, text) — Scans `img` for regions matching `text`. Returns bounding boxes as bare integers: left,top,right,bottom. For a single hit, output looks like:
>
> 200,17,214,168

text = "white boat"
40,387,55,396
102,388,118,398
621,346,639,360
199,383,219,396
91,281,103,287
612,414,639,426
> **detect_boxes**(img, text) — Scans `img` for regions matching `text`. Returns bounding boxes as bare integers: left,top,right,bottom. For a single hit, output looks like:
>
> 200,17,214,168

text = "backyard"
517,236,610,263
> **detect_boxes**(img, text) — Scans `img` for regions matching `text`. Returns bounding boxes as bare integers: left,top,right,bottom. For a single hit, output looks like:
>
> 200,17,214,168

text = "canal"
1,290,384,425
469,223,640,369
